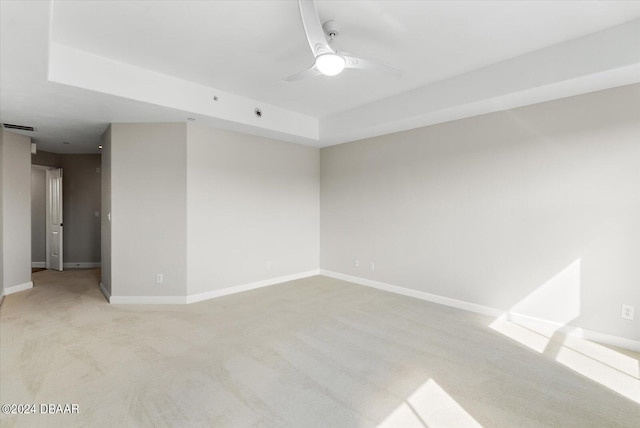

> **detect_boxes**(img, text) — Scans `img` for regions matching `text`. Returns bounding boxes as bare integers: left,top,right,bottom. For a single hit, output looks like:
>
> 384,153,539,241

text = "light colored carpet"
1,269,638,427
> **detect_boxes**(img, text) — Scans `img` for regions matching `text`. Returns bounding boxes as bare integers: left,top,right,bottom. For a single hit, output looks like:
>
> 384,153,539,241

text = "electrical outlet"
354,259,360,268
156,274,163,284
266,261,271,270
621,304,634,320
369,261,375,270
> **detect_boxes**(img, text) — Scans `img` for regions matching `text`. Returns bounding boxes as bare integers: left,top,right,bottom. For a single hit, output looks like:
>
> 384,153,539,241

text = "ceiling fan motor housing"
323,20,340,38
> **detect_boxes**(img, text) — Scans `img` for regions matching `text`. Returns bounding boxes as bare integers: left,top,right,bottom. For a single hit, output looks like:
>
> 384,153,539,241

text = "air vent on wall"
3,123,36,132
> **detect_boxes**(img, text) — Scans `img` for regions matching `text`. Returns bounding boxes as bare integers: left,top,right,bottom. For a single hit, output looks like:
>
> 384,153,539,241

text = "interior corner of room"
1,2,639,425
2,85,638,349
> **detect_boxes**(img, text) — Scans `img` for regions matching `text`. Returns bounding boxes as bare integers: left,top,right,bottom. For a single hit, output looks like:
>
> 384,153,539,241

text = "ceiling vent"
3,123,36,132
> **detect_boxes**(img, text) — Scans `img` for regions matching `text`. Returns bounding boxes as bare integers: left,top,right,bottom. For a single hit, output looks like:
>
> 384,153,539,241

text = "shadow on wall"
321,85,640,348
316,85,640,427
490,258,639,404
480,106,640,404
375,259,638,427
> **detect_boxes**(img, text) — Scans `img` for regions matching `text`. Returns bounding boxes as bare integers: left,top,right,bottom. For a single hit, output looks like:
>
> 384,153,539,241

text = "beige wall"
101,126,112,295
105,123,319,299
31,149,59,167
1,129,32,291
320,84,640,341
98,84,639,344
111,123,187,297
31,168,46,263
0,131,3,294
186,125,319,295
59,154,101,264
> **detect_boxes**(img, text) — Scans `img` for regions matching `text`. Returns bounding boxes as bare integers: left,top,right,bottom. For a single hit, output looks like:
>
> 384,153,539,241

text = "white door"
46,168,63,271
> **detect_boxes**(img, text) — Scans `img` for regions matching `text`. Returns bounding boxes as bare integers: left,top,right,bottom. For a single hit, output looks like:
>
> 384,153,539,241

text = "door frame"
45,168,63,271
31,165,51,269
33,165,63,270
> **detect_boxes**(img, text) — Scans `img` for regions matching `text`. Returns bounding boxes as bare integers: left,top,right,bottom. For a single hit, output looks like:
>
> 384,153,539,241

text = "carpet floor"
1,269,638,427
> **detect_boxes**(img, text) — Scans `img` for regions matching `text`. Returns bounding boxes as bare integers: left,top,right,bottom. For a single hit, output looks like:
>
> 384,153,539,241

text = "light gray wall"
1,129,32,291
0,132,3,295
59,154,101,263
111,123,187,297
31,168,46,263
186,124,319,295
107,123,318,299
320,84,640,341
101,126,111,294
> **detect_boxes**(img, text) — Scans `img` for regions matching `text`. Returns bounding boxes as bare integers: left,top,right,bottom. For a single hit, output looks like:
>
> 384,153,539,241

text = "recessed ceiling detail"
47,17,640,147
2,1,640,153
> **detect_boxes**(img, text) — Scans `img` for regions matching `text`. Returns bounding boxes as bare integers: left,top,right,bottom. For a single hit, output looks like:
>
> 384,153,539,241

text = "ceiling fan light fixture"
315,53,346,76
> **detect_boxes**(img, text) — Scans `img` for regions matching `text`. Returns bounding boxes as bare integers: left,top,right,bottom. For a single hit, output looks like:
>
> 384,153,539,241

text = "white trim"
319,270,501,317
32,164,57,171
3,282,34,295
32,262,46,268
49,43,319,144
99,282,111,303
45,168,64,271
63,262,101,269
507,312,640,352
506,312,573,332
570,328,640,353
107,270,321,305
186,270,320,304
109,295,186,305
319,270,640,352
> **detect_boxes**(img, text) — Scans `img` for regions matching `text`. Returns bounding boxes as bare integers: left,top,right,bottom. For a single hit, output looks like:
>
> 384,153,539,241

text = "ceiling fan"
284,0,402,82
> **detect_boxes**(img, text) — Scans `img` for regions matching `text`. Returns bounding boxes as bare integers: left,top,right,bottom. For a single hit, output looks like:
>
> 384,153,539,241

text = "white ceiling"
1,0,640,153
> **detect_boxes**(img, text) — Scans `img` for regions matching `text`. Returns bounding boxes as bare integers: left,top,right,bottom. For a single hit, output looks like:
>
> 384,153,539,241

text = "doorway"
31,165,64,272
30,152,102,286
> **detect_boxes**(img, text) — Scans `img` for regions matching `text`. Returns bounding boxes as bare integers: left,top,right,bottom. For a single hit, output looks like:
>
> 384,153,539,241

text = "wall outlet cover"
621,304,634,320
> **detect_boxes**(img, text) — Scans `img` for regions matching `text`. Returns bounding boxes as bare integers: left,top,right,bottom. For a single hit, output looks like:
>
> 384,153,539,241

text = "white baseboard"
506,312,572,333
320,270,640,353
33,262,100,269
502,312,640,351
3,281,34,296
186,269,320,304
109,295,186,304
568,328,640,352
320,270,502,317
99,282,111,303
108,270,320,305
64,262,101,269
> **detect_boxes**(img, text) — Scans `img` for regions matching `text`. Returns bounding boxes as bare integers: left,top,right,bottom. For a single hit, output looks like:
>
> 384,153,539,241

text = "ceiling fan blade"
298,0,333,58
283,64,323,82
343,55,403,78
